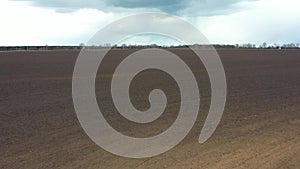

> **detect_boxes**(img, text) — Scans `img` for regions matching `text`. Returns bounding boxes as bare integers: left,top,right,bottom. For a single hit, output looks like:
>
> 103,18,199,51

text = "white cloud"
0,0,299,45
0,0,118,45
194,0,300,44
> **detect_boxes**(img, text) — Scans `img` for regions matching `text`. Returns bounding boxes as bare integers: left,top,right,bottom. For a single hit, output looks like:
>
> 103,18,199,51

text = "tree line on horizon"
1,42,299,51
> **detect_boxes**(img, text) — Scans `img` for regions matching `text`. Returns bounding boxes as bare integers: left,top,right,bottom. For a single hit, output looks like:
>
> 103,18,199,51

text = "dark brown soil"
1,49,300,169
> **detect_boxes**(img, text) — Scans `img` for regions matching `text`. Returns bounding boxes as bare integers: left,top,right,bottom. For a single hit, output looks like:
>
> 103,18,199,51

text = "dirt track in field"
1,49,300,169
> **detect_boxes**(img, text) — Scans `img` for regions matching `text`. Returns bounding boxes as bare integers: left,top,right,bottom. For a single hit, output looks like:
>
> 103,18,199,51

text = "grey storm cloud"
106,0,187,13
12,0,184,12
13,0,257,15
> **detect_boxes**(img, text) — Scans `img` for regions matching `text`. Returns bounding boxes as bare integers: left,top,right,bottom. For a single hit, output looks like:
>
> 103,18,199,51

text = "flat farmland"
1,49,300,169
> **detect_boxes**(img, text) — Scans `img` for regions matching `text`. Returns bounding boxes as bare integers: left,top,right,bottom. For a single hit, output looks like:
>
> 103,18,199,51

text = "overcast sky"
0,0,299,46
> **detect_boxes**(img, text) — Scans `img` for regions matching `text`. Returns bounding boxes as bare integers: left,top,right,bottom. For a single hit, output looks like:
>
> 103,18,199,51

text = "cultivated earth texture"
1,49,300,169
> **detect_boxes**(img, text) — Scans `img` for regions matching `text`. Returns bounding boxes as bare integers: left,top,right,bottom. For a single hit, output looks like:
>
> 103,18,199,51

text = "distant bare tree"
262,42,267,48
